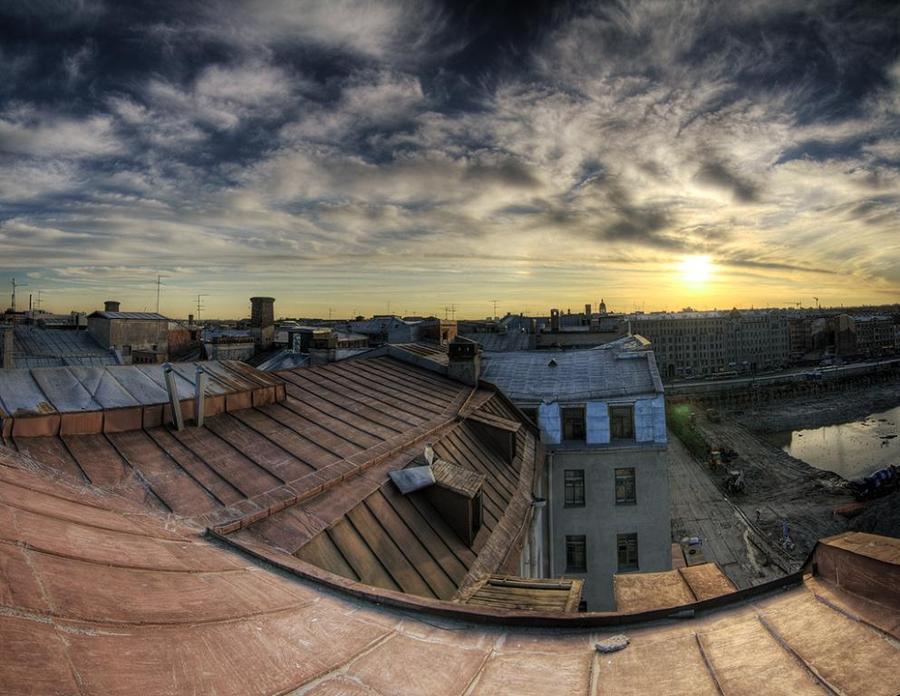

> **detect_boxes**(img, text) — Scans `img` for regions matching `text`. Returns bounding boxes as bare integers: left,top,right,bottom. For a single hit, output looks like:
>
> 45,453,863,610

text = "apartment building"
481,336,670,610
627,309,789,379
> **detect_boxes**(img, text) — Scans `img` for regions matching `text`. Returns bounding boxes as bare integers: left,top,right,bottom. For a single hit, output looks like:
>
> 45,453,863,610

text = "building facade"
627,309,789,379
481,336,670,610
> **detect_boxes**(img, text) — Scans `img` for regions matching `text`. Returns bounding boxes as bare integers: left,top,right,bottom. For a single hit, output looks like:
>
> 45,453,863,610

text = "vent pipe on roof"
194,365,208,427
162,363,184,431
104,300,120,312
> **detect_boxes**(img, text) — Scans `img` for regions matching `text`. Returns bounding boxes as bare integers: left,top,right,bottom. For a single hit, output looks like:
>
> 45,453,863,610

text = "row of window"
523,405,635,441
565,533,639,573
563,468,635,507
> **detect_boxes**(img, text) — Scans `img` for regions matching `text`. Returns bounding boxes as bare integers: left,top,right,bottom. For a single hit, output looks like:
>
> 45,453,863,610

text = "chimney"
550,308,560,332
249,296,275,351
585,303,591,316
447,335,480,386
188,313,194,326
104,300,120,313
250,297,275,328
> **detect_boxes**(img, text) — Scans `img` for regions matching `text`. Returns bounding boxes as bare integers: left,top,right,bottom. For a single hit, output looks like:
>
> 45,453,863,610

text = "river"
765,405,900,480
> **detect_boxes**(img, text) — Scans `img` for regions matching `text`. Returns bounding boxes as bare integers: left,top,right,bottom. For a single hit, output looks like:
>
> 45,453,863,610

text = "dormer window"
562,407,585,441
610,405,635,440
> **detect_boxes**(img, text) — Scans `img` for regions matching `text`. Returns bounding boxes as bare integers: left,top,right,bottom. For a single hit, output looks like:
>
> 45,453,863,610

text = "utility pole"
196,294,209,321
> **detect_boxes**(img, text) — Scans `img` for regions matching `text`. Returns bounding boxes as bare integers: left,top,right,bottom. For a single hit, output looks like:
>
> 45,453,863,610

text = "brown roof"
458,575,584,612
1,447,898,695
431,456,486,498
614,563,737,613
235,390,536,600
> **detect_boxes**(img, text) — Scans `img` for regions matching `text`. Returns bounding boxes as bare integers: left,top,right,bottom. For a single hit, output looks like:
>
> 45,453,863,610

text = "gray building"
627,309,789,379
87,302,169,364
481,336,670,610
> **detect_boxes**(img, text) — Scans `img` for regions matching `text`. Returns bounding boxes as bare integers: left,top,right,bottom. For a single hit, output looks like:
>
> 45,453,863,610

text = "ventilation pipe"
162,363,184,431
194,365,208,427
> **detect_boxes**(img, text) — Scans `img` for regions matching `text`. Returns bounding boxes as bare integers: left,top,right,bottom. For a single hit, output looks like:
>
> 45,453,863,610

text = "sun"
680,255,713,284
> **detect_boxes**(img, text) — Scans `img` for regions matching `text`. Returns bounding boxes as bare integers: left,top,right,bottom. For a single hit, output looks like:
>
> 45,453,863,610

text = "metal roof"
11,326,119,369
480,337,663,403
460,332,535,352
1,449,898,694
88,311,169,320
0,360,280,417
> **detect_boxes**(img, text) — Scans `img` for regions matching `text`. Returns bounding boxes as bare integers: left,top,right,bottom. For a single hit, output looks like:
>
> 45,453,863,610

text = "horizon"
2,1,899,317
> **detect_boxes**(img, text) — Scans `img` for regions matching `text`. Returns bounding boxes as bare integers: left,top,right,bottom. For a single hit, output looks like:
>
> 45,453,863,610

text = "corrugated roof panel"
30,368,101,412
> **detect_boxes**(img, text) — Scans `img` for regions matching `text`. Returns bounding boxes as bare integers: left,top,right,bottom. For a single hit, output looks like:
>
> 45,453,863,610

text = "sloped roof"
11,326,119,369
1,447,898,695
88,311,168,320
461,332,535,352
480,337,663,403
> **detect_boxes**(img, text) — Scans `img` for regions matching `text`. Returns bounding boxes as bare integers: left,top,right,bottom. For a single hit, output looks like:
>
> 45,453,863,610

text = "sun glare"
680,255,712,284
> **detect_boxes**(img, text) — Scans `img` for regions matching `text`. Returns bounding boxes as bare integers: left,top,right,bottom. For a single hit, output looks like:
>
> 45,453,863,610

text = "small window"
565,535,587,573
615,468,636,505
564,470,585,508
562,407,586,441
617,533,639,571
609,405,634,440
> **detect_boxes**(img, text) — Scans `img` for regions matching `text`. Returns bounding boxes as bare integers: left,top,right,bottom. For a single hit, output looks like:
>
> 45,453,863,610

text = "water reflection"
765,405,900,480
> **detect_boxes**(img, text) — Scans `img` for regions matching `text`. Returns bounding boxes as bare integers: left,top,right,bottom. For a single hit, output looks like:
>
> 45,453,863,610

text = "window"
562,407,586,441
564,470,585,507
617,533,639,571
565,535,587,573
609,405,634,440
615,468,636,505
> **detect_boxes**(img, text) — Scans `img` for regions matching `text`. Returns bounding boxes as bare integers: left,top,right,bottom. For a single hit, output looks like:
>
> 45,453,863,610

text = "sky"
1,0,899,319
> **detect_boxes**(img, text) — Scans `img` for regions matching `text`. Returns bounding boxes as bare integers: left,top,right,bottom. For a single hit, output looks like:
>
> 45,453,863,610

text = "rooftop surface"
88,311,169,320
8,326,118,369
461,332,535,352
1,444,898,695
480,336,663,403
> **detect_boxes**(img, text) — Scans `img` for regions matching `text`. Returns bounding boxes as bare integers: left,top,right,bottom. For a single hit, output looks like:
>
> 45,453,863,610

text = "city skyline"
2,1,899,317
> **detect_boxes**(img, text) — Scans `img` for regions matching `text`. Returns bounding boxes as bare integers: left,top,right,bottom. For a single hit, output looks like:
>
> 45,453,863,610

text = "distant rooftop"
88,311,169,320
480,335,663,403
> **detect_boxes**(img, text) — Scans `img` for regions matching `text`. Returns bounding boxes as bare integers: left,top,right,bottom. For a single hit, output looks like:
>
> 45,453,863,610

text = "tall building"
481,335,670,610
627,309,789,379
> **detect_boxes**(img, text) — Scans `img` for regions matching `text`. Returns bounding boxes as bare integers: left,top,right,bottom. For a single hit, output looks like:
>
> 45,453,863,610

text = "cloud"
0,0,898,313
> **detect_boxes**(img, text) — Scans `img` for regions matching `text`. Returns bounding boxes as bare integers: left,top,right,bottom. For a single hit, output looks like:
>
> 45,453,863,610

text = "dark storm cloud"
693,160,760,203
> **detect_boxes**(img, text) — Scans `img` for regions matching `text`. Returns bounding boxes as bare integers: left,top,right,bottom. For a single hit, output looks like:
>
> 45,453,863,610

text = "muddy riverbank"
730,380,900,434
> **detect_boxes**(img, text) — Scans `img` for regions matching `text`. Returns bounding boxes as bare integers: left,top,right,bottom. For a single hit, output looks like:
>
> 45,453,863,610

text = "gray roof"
12,327,120,369
0,360,281,416
88,311,168,320
255,350,310,372
480,336,663,403
461,332,534,352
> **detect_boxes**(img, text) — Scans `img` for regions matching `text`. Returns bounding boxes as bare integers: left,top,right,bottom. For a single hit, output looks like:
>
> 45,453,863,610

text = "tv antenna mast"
490,299,498,319
196,294,209,321
156,274,167,314
813,296,820,310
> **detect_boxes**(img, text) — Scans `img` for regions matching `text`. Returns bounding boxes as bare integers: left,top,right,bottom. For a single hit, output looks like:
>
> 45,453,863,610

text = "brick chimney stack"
104,300,120,313
447,336,481,386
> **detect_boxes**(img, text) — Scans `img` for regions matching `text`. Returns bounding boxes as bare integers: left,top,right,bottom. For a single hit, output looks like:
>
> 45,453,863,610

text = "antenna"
156,274,167,314
196,294,209,321
10,278,27,313
490,299,498,319
813,296,820,310
35,289,44,312
450,304,456,321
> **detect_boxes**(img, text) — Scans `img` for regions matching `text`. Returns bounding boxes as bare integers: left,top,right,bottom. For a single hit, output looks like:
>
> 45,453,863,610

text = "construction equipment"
725,470,745,494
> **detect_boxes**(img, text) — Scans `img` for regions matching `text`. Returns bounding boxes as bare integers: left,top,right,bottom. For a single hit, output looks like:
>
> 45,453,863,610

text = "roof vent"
548,358,558,367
